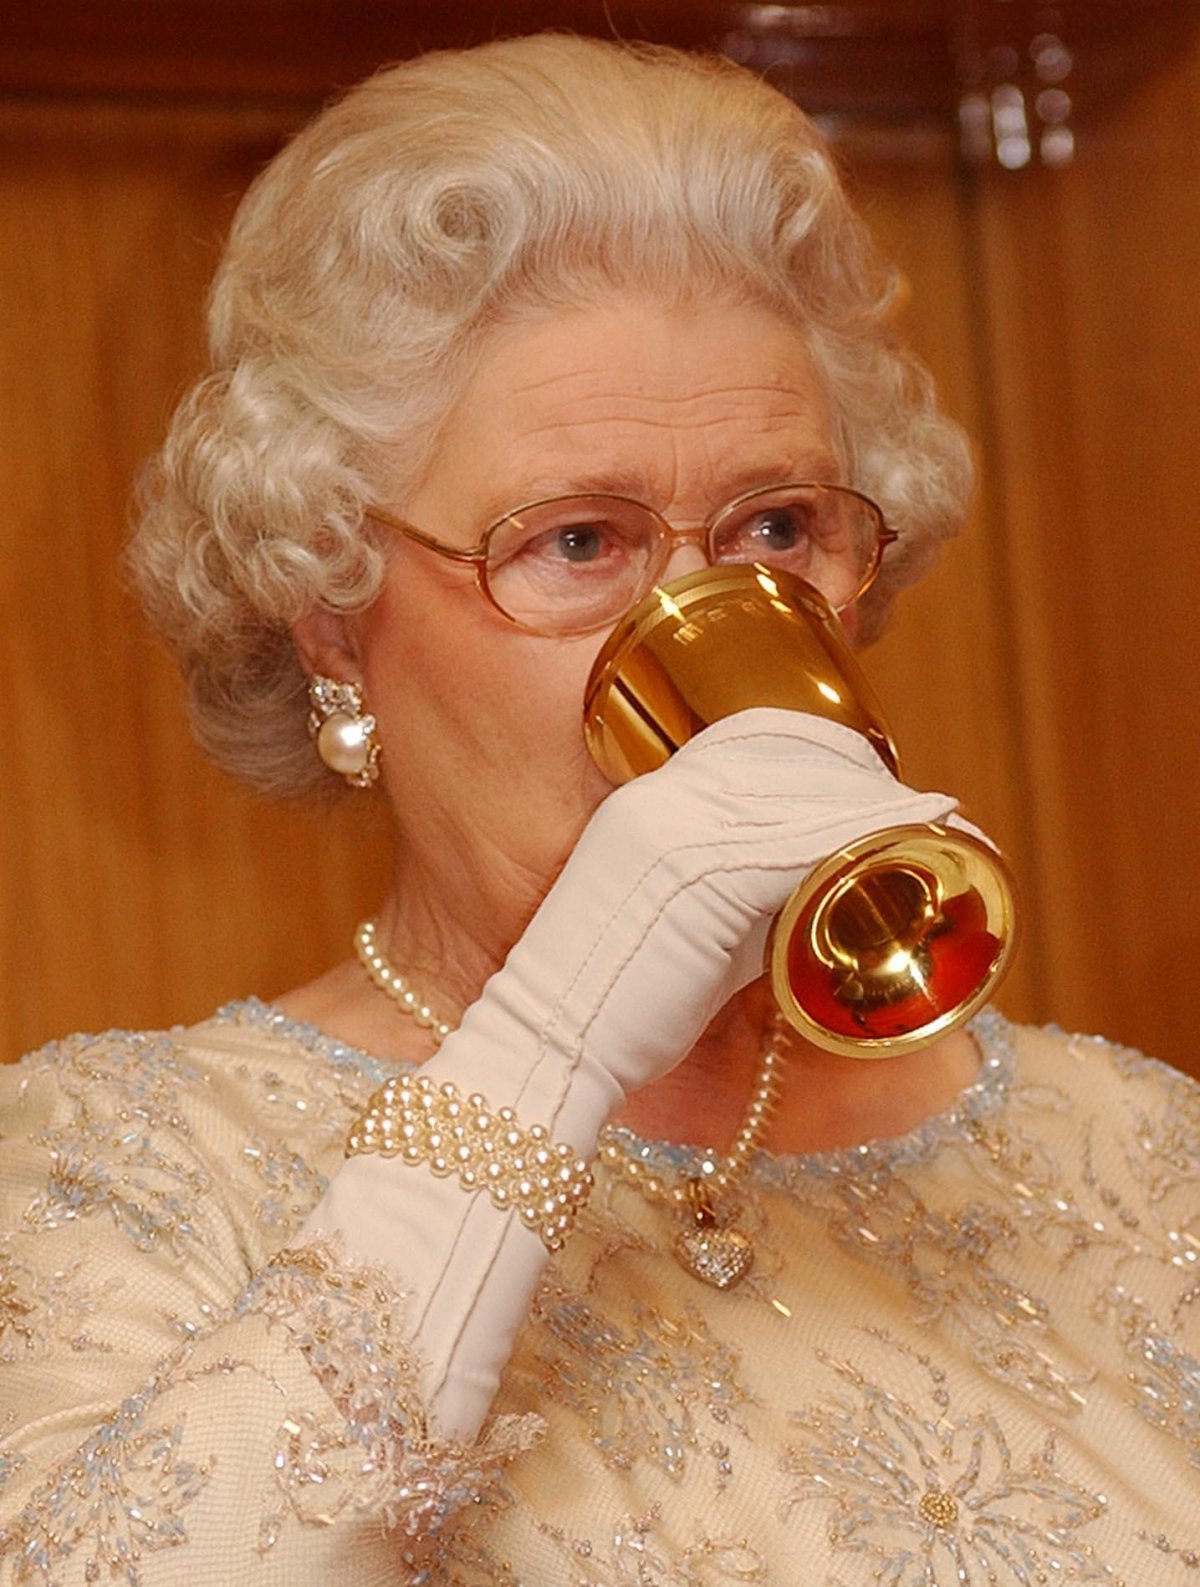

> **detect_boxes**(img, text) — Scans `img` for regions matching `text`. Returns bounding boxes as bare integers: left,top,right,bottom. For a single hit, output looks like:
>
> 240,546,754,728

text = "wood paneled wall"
0,99,394,1052
863,37,1200,1069
3,34,1197,1073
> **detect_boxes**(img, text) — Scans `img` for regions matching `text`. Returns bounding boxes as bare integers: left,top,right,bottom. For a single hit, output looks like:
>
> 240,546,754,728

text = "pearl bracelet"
345,1074,594,1252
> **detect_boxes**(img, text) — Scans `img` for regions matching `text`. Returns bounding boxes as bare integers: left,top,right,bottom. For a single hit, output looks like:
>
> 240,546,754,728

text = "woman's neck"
275,924,983,1160
610,981,983,1157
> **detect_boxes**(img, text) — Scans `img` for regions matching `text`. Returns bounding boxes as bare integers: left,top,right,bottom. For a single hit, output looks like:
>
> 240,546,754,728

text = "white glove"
302,708,968,1437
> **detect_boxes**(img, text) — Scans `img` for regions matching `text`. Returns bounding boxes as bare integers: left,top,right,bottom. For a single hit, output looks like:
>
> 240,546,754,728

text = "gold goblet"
583,564,1017,1057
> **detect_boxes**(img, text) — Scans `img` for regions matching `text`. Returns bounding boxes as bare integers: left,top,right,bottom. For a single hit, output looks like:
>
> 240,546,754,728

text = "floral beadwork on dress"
531,1282,753,1488
21,1031,215,1257
780,1332,1120,1586
1095,1286,1200,1469
0,1349,218,1586
0,1239,114,1363
0,1005,1197,1583
245,1242,539,1557
535,1507,769,1586
237,1132,329,1238
755,1021,1200,1441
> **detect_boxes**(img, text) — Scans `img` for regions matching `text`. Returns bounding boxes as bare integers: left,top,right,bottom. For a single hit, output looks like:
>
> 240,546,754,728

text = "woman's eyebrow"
478,455,844,518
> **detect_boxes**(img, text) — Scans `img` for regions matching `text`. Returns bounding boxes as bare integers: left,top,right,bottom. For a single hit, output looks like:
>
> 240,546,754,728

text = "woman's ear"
291,606,364,683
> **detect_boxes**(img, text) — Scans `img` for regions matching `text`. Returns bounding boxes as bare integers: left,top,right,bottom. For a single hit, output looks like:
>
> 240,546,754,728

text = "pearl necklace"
355,920,454,1044
351,918,786,1289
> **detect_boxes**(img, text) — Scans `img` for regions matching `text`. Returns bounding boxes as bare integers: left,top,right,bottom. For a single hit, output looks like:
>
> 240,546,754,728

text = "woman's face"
323,295,840,959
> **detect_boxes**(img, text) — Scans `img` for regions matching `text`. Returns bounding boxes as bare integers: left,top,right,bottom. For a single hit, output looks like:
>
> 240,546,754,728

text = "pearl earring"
307,675,381,788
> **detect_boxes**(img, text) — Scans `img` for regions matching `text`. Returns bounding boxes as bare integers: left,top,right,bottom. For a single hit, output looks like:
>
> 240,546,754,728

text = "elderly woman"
2,32,1197,1587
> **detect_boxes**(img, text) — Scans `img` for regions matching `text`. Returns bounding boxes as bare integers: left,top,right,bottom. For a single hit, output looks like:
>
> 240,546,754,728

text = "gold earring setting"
307,675,381,788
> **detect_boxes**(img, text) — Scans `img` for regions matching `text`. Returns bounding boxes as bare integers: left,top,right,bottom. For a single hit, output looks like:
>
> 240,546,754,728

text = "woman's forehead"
418,297,837,519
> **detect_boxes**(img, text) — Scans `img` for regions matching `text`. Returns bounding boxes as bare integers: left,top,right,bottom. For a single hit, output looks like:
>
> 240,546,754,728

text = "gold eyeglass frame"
364,481,899,637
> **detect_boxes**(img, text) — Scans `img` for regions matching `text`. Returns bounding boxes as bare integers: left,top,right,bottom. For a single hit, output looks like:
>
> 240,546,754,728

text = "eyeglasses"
366,481,897,638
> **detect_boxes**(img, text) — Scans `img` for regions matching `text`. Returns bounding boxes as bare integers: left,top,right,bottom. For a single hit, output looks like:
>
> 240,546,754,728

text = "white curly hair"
129,32,973,796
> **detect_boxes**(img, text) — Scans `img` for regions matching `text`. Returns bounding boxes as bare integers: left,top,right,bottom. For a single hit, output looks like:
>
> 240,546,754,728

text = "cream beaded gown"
0,1002,1197,1584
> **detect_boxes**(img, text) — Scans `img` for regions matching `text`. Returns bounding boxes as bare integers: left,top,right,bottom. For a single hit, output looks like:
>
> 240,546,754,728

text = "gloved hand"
301,707,969,1437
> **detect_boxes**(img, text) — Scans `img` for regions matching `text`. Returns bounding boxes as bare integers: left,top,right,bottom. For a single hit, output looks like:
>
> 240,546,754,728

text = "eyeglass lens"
485,485,883,635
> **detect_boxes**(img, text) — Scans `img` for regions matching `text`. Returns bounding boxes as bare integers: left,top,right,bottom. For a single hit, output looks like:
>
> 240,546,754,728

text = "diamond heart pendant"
673,1222,754,1289
671,1180,755,1289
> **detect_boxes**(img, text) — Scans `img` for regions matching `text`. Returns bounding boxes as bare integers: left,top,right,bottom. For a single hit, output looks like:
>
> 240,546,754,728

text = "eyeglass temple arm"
364,509,488,565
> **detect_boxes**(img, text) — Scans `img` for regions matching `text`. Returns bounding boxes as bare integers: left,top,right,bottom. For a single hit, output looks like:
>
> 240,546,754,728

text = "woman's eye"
746,509,805,551
713,499,824,567
492,510,642,584
551,525,606,563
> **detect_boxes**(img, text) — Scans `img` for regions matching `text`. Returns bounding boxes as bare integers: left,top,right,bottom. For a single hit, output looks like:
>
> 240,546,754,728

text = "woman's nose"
661,528,710,583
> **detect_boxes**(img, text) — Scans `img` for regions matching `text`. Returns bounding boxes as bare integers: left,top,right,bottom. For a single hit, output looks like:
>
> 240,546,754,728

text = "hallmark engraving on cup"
670,595,768,645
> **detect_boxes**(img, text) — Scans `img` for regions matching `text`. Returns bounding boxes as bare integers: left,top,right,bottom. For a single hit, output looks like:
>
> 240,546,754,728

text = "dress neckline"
212,996,1015,1179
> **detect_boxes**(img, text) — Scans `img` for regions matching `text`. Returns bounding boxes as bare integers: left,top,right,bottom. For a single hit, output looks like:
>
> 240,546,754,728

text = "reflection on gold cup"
583,565,1017,1057
583,564,900,782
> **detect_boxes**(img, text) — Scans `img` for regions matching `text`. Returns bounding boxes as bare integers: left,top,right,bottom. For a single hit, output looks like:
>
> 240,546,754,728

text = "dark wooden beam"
0,0,1192,132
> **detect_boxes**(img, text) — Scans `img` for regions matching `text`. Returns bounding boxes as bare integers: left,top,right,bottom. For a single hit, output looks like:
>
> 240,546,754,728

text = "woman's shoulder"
1009,1014,1197,1108
0,1000,401,1291
6,997,397,1094
996,1014,1200,1183
0,1000,397,1207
